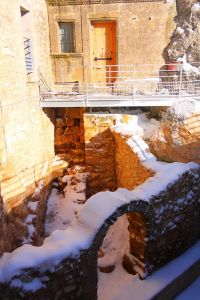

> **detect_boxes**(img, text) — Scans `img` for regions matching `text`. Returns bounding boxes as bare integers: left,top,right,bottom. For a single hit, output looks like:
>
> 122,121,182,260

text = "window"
59,22,75,53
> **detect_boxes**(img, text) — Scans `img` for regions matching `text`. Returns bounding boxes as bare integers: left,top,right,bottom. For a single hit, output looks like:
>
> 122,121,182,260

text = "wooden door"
91,21,117,84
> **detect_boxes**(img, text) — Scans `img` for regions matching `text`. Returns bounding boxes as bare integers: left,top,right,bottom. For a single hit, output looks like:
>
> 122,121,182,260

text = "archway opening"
97,211,148,299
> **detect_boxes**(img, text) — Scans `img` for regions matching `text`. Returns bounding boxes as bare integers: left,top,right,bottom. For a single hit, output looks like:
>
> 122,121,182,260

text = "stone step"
151,244,200,300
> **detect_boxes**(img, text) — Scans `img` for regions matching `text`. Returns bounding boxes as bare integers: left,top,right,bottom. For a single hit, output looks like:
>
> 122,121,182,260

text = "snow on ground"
98,215,129,269
23,214,37,244
45,172,88,236
98,262,135,300
98,240,200,300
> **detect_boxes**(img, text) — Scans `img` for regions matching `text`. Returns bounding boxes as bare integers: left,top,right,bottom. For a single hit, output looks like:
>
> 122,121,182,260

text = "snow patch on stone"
191,2,200,14
177,55,200,75
168,98,200,118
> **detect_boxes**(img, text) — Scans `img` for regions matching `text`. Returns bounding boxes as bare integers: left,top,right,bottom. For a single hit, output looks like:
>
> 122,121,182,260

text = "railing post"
179,63,183,100
108,65,112,95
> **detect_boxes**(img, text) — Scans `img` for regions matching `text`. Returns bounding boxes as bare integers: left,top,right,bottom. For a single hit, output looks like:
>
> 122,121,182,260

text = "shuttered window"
59,22,75,53
24,37,33,74
21,7,33,75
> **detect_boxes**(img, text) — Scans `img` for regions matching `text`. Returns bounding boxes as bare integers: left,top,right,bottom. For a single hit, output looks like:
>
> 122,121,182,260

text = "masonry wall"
0,0,57,254
150,110,200,163
111,129,154,277
54,112,149,197
84,114,117,197
54,108,85,165
113,131,154,190
54,110,117,198
47,1,176,86
1,165,199,300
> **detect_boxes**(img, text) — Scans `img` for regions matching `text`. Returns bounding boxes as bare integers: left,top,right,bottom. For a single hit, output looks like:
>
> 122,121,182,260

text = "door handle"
94,57,112,61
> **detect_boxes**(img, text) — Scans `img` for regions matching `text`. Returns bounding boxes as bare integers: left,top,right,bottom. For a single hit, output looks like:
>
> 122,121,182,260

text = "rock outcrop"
149,100,200,163
165,0,200,63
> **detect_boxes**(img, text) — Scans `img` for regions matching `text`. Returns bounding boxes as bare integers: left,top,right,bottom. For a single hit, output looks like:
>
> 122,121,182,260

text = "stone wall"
47,1,176,87
0,0,58,254
54,111,152,197
84,114,117,197
111,128,154,277
0,165,199,299
149,103,200,163
55,108,85,165
113,131,154,190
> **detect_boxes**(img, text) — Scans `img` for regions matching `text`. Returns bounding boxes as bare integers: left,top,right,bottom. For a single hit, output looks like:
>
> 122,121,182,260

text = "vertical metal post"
108,66,111,95
179,63,183,99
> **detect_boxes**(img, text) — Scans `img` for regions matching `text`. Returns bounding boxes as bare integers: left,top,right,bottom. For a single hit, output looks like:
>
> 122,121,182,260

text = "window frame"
58,21,76,54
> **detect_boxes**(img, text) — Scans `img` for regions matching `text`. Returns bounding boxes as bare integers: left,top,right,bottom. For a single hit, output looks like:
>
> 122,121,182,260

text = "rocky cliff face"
149,100,200,163
165,0,200,63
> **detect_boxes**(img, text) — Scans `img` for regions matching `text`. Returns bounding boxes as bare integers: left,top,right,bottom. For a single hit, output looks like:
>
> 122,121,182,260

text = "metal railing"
41,63,200,106
46,0,164,5
24,37,33,74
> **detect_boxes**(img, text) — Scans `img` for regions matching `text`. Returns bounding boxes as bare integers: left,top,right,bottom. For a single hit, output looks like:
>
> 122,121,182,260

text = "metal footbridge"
40,63,200,107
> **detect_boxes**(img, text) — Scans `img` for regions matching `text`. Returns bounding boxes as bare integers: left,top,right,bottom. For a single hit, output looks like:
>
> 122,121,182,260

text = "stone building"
46,0,176,88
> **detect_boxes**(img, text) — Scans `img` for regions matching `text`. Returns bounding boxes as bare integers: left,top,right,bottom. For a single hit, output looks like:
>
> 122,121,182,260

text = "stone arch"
84,200,154,300
91,200,152,252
